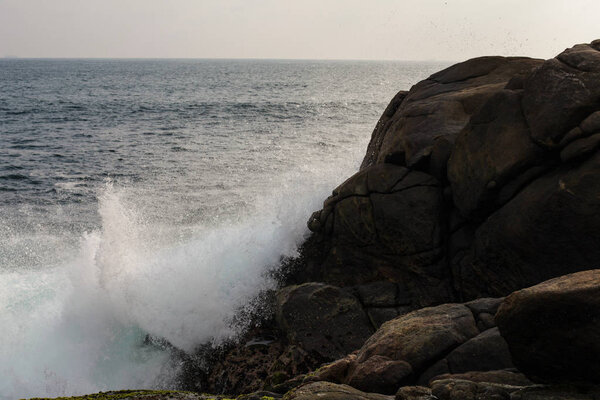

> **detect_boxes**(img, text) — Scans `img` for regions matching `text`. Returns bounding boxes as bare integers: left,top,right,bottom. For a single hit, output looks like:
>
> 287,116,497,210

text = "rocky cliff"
39,40,600,400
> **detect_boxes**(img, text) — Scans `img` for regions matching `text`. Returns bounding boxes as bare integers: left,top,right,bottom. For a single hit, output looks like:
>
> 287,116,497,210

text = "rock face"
306,300,513,395
199,40,600,399
360,56,543,171
306,163,451,307
276,283,374,361
304,40,600,305
495,270,600,384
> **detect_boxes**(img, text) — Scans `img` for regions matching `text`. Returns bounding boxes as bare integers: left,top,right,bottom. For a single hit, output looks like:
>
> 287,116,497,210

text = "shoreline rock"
31,39,600,400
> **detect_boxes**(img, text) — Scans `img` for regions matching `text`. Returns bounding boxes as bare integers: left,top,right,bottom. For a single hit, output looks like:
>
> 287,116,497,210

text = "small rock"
284,381,394,400
346,355,413,395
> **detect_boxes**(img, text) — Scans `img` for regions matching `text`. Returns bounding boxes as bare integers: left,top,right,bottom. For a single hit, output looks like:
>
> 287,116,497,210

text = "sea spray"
0,158,359,399
0,58,444,400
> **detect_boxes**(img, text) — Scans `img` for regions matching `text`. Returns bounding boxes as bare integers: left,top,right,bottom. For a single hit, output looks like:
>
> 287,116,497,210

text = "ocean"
0,59,448,399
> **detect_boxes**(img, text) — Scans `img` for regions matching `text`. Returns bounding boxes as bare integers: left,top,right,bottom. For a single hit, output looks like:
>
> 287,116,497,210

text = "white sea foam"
0,156,360,399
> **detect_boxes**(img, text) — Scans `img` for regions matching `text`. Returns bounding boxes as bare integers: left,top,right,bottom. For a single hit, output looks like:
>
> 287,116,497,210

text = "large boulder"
275,283,374,361
356,304,479,374
306,163,451,307
361,56,543,171
418,327,514,384
445,41,600,299
309,302,501,394
495,270,600,384
456,150,600,298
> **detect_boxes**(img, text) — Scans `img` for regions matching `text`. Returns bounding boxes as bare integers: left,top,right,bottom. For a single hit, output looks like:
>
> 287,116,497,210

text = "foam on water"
0,157,357,399
0,58,450,399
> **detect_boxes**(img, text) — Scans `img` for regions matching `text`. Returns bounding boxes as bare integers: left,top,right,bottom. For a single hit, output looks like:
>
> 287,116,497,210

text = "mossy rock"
25,389,235,400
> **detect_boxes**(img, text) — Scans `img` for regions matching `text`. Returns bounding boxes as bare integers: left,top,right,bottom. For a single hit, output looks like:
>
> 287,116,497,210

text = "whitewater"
0,59,448,399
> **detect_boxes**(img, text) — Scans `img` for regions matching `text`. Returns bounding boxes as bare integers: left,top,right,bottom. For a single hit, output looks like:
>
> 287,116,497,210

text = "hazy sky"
1,0,599,61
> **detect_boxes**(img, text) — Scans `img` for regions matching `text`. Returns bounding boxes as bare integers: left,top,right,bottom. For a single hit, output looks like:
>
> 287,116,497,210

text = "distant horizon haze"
1,0,599,61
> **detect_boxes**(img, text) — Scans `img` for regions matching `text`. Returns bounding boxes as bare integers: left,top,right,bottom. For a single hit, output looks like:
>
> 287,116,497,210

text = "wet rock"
346,355,413,394
456,151,600,299
430,379,522,400
355,281,401,307
395,386,434,400
306,163,450,307
430,370,532,386
560,132,600,162
418,328,513,384
276,283,374,361
511,385,600,400
495,270,600,384
356,304,479,375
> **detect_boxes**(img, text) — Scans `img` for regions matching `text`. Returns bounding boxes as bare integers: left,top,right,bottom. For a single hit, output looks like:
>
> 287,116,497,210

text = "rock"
430,370,532,386
430,379,523,400
276,283,374,361
495,270,600,384
36,391,235,400
355,281,402,307
444,328,513,375
464,297,504,315
581,111,600,134
306,353,357,384
283,381,394,400
447,89,545,218
270,374,307,394
511,385,600,400
346,355,413,394
418,328,514,384
560,132,600,162
361,56,543,170
476,313,496,331
356,304,479,374
238,391,283,400
367,307,404,329
455,151,600,299
306,163,451,307
523,43,600,147
395,386,434,400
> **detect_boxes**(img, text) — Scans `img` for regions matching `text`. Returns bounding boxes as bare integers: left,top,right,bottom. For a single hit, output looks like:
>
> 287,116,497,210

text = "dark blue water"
0,59,448,399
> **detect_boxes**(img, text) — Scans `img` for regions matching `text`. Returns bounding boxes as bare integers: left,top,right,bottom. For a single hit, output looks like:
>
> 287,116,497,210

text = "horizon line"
1,55,461,63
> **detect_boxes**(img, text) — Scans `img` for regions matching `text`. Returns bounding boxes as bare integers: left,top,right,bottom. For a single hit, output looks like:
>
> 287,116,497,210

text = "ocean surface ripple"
0,58,448,399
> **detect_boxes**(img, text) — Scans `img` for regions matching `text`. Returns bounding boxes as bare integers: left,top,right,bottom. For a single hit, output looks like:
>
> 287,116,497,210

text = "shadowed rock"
276,283,374,361
496,270,600,384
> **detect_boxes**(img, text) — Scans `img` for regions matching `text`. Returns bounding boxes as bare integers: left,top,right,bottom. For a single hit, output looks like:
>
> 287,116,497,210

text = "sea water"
0,59,448,399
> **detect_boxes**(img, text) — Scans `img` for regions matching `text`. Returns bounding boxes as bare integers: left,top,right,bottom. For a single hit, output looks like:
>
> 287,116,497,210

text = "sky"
0,0,599,61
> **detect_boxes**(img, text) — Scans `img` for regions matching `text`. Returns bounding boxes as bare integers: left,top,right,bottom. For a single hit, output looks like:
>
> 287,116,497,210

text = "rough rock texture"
418,328,514,384
495,270,600,384
346,355,413,394
356,304,479,375
305,302,517,394
275,283,374,361
430,379,523,400
395,386,434,400
303,40,600,305
511,385,600,400
361,56,543,170
199,40,600,399
306,163,451,307
448,41,600,298
430,370,532,386
283,382,393,400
